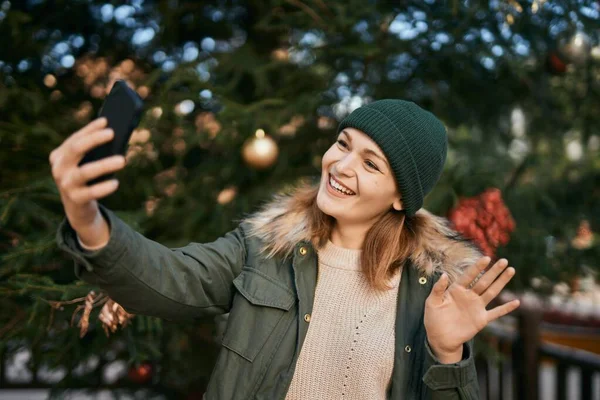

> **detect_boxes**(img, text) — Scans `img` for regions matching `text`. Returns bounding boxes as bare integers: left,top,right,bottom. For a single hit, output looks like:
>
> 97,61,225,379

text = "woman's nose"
335,154,357,176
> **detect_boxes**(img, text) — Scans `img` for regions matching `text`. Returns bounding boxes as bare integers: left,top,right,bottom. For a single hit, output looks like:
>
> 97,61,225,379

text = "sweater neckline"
317,240,362,271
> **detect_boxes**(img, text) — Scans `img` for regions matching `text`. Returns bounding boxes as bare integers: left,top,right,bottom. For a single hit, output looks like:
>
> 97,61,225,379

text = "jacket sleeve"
422,338,480,399
55,203,246,321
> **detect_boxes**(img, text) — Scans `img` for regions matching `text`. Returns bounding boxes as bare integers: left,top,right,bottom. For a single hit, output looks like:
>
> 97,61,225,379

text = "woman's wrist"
75,211,110,250
427,339,464,364
77,232,108,251
433,347,463,364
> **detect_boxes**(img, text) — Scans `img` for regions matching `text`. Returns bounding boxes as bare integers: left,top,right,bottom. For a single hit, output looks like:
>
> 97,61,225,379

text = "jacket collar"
242,182,482,280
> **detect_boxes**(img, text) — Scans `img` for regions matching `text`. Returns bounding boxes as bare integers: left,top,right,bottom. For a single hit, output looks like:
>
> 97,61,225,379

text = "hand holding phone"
49,118,124,247
78,80,144,185
49,80,144,247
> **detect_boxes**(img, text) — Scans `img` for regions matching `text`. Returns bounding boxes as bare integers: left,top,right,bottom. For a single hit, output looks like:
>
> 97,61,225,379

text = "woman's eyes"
337,139,348,148
336,139,379,171
365,160,379,170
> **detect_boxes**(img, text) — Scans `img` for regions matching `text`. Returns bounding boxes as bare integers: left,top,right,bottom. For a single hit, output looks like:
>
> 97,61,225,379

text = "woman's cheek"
321,149,335,168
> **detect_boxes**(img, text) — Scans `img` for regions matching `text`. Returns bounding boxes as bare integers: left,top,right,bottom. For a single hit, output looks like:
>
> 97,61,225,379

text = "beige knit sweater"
285,240,401,400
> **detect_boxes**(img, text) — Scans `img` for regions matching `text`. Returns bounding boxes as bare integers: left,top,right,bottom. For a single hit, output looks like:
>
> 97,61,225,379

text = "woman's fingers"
69,178,120,204
70,117,108,142
76,155,126,186
427,273,449,307
486,299,520,322
69,128,115,164
56,153,124,199
480,266,516,305
51,118,107,165
470,258,509,295
51,125,114,173
456,256,491,288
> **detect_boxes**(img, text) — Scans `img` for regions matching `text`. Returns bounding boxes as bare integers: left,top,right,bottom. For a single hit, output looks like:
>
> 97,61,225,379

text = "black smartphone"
78,80,144,186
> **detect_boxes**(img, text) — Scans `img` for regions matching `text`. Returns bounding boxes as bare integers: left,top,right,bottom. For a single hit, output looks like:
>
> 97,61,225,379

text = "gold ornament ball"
242,129,279,169
558,31,592,66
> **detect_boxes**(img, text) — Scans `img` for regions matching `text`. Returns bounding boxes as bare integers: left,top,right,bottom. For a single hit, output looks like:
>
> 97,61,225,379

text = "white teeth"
329,176,355,195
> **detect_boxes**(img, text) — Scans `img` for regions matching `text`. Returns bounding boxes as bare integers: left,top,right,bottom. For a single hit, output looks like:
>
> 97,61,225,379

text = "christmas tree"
1,0,599,396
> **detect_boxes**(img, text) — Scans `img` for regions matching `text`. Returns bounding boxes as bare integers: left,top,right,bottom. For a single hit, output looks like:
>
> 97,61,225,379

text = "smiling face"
316,127,403,228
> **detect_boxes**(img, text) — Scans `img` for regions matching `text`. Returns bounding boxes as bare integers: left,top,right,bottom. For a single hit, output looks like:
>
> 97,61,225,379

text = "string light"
44,74,57,88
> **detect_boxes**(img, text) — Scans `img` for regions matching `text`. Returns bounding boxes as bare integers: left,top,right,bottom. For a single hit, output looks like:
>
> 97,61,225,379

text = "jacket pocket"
221,266,295,362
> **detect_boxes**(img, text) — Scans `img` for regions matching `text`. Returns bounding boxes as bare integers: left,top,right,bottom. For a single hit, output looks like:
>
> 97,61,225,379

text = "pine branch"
284,0,327,28
0,309,26,339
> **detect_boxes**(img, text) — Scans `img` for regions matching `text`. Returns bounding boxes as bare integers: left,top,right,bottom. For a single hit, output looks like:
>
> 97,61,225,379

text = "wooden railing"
477,307,600,400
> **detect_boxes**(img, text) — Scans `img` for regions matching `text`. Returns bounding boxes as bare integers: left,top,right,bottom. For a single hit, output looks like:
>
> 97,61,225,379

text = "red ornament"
128,362,153,384
547,52,567,74
448,188,516,257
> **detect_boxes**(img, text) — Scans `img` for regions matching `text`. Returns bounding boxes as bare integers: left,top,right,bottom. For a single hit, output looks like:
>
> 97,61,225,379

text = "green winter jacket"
56,188,482,400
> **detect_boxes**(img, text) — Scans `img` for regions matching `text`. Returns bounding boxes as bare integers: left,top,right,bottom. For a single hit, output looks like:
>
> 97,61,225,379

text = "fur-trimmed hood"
243,183,482,282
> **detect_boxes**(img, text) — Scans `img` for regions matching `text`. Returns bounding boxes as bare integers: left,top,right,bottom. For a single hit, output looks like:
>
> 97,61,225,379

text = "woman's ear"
392,197,403,211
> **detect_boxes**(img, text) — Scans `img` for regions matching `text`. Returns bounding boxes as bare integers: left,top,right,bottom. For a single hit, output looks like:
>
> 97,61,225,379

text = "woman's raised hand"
49,117,127,247
423,256,520,363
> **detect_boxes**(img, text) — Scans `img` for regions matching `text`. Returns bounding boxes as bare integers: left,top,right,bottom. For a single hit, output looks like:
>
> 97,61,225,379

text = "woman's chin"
316,190,344,219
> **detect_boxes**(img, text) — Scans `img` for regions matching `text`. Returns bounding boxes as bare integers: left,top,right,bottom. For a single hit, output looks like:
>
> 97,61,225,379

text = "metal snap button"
299,246,307,256
304,313,311,322
404,345,412,353
419,277,427,285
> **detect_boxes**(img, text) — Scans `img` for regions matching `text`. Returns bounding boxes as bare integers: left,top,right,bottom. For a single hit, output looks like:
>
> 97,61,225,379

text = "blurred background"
0,0,599,399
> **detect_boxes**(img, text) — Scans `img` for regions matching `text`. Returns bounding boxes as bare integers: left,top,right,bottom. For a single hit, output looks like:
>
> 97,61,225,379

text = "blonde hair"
287,182,424,291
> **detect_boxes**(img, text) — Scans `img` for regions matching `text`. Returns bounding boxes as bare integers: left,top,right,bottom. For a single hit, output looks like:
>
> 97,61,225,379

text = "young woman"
51,99,520,399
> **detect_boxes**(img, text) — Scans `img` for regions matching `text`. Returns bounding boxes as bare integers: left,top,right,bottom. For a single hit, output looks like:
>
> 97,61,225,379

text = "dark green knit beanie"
337,99,448,217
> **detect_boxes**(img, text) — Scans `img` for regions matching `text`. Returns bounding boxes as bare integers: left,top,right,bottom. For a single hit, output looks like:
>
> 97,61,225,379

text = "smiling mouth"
328,174,356,196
